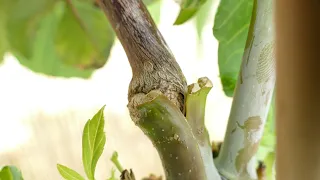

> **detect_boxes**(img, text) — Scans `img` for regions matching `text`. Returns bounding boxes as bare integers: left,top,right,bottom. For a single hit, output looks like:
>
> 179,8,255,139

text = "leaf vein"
215,0,245,30
225,23,249,45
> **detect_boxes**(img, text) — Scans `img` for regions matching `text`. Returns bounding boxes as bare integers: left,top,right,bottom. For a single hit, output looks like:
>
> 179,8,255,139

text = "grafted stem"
97,0,187,112
137,91,207,180
97,1,214,179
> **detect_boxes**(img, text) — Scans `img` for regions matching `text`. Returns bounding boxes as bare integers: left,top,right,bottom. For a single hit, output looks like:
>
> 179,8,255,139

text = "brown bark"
97,0,187,113
275,0,320,179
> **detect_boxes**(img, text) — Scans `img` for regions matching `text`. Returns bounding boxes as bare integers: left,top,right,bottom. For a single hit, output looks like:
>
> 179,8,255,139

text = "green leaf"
14,1,93,78
0,166,24,180
54,0,115,69
194,0,215,39
174,0,206,25
213,0,254,96
146,0,162,25
0,0,10,63
82,105,106,180
6,0,56,59
143,0,161,6
57,164,85,180
75,0,161,24
5,0,114,77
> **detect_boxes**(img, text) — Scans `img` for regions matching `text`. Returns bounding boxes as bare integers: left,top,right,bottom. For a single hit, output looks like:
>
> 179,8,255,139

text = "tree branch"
186,77,221,180
137,91,207,180
97,0,187,114
214,0,276,179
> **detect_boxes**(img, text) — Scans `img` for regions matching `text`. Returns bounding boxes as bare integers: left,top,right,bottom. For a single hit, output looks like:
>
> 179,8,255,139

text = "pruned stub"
127,56,188,118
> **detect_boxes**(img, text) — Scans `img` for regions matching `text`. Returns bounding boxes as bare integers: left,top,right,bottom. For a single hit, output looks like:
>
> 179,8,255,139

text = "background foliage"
0,0,161,78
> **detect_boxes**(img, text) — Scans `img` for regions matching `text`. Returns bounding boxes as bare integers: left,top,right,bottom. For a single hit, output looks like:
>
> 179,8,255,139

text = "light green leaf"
194,0,215,39
0,0,10,63
57,164,85,180
82,105,106,180
54,0,115,69
174,0,206,25
213,0,254,96
146,0,162,25
6,0,56,59
143,0,160,6
76,0,96,3
5,0,109,78
14,1,93,78
75,0,161,24
0,166,24,180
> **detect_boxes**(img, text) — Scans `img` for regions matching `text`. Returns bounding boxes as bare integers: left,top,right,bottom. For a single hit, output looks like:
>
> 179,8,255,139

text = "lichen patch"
256,42,275,84
235,116,262,176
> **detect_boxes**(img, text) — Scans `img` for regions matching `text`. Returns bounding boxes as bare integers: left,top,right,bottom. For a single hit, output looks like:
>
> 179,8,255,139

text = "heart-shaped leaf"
54,0,115,69
3,0,115,78
13,1,93,78
6,0,56,59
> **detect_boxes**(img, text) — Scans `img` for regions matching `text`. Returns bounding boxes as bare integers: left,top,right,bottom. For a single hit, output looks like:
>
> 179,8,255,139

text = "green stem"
186,77,221,180
137,91,208,180
215,0,275,179
111,151,124,173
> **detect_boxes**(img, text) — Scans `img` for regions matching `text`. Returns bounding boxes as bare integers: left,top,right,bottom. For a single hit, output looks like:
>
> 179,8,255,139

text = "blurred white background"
0,0,232,179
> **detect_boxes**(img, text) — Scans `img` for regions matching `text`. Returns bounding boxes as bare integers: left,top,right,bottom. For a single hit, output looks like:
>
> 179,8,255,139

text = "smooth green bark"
136,91,207,180
215,0,275,179
186,77,221,180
